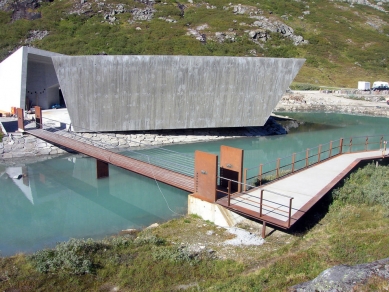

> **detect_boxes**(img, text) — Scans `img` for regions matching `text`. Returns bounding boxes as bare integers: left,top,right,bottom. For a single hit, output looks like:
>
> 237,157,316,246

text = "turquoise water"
1,112,388,256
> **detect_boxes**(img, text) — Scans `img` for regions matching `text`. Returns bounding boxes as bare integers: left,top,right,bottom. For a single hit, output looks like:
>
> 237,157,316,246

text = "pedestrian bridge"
17,107,389,236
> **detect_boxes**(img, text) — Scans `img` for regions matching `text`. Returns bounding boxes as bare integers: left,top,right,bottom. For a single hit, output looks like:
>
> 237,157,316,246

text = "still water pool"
1,112,388,256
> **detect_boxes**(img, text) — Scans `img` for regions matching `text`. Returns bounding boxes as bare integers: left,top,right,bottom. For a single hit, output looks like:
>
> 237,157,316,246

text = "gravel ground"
275,90,389,116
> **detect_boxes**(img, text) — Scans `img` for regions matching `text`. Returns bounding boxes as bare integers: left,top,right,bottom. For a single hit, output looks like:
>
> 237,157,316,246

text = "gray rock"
291,258,389,292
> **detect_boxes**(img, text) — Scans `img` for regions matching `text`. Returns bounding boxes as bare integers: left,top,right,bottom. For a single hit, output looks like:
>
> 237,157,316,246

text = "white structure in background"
372,81,389,89
357,81,370,91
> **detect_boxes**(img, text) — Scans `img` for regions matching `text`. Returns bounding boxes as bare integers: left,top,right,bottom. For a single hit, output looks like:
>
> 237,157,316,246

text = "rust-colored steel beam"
220,145,244,192
17,108,24,131
35,106,43,129
194,150,218,202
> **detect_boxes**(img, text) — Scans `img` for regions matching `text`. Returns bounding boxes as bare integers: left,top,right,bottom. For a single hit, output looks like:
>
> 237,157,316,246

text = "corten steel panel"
35,106,42,129
220,146,244,192
194,150,218,203
52,55,305,132
96,159,109,179
17,108,24,131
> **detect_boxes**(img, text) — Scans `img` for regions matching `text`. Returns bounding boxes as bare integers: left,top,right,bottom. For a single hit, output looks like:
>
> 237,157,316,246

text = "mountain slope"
0,0,388,87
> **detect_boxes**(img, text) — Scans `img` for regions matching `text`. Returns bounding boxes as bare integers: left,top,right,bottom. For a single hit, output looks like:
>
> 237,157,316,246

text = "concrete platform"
218,150,388,228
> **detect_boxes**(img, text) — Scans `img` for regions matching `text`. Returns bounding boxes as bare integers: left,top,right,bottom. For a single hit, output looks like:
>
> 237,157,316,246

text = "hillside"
0,0,388,87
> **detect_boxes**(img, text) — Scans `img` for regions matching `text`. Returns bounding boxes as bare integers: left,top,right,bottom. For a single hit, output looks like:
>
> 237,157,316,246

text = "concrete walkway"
219,150,387,228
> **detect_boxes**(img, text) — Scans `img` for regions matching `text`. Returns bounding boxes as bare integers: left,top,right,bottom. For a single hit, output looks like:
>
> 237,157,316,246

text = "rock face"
2,0,53,21
291,258,389,291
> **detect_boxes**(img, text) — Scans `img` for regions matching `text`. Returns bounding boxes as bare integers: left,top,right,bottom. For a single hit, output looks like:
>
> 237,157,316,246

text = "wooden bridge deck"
26,129,195,193
217,150,387,229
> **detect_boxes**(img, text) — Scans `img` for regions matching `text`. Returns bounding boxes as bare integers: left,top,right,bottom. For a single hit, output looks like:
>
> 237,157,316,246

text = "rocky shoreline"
275,90,389,117
0,116,288,161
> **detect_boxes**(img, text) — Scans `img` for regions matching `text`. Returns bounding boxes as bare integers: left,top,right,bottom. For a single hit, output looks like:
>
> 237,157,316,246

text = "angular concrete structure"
0,47,305,132
0,47,63,112
52,55,304,132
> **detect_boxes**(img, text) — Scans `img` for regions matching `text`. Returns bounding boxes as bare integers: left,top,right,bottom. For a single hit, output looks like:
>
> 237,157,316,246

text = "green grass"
1,162,389,291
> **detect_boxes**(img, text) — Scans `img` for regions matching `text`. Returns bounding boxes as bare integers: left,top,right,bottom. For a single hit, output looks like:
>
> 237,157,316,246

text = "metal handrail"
246,134,387,186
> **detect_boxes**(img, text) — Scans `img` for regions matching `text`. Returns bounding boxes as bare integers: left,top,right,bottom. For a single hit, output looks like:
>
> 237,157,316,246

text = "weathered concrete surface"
291,257,389,291
52,55,304,132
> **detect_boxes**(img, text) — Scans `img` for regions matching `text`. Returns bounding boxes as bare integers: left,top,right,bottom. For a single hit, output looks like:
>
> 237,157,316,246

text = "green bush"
290,83,320,90
28,238,106,274
332,163,389,216
152,245,216,264
133,234,166,246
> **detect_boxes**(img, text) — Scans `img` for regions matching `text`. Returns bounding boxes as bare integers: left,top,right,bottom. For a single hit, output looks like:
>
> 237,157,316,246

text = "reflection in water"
1,112,388,256
0,157,187,256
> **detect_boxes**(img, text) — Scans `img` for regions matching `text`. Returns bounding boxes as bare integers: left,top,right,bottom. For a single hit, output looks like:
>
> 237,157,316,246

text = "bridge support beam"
35,106,42,129
17,108,24,132
96,159,109,179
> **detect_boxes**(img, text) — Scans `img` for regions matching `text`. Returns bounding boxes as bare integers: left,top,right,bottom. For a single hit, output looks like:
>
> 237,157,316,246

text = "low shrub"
133,234,166,246
290,83,321,91
332,163,389,216
152,245,216,264
28,238,106,274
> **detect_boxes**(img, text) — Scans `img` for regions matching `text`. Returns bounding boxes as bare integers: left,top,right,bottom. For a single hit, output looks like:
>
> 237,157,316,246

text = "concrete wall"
53,55,305,132
0,47,63,112
0,47,25,111
26,61,59,109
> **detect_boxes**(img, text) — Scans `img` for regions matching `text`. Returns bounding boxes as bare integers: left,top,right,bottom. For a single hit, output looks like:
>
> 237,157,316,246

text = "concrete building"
0,47,305,132
0,47,64,112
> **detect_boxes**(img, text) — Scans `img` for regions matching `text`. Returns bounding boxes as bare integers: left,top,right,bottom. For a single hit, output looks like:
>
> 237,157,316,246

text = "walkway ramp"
26,128,195,193
217,150,386,229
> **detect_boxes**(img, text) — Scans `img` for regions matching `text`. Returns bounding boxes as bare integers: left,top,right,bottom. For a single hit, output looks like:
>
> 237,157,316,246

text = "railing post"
318,144,322,162
276,158,280,178
329,141,333,158
365,137,368,151
339,138,343,154
305,149,309,167
259,189,264,217
243,168,247,192
292,153,296,172
259,164,263,186
349,137,352,153
288,198,293,228
261,221,267,239
227,180,231,206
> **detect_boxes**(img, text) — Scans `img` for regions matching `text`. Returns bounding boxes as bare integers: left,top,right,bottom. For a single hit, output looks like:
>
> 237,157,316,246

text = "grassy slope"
0,163,389,291
0,0,388,87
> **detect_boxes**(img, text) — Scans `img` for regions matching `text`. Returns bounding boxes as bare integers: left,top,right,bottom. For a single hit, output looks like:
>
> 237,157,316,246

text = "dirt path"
275,90,389,117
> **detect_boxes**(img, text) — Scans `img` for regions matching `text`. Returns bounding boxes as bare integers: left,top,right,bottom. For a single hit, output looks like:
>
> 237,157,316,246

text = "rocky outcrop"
248,15,308,45
1,0,52,21
337,0,387,12
24,30,49,44
291,258,389,291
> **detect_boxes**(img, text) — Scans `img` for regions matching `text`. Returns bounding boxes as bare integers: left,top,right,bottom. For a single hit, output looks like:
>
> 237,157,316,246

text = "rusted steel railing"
244,135,387,187
217,176,294,226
